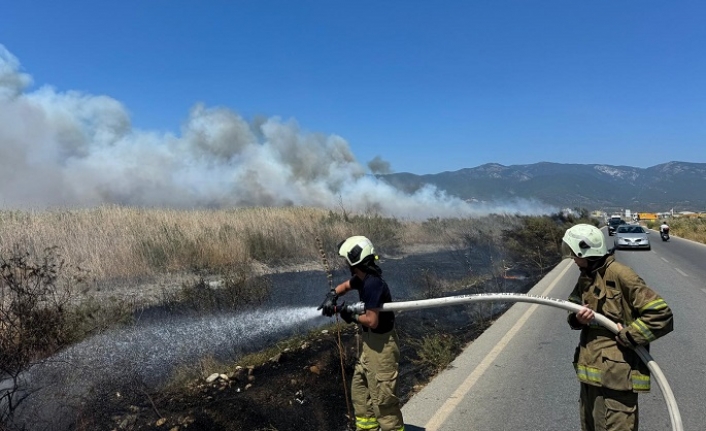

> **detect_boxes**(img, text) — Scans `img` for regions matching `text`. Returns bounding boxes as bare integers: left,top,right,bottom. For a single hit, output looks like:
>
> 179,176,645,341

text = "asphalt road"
401,228,706,431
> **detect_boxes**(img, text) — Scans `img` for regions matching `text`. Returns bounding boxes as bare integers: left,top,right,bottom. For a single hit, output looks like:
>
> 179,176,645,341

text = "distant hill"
378,161,706,213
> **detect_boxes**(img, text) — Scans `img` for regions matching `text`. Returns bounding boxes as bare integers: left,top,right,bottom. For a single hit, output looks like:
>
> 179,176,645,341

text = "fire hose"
341,293,683,431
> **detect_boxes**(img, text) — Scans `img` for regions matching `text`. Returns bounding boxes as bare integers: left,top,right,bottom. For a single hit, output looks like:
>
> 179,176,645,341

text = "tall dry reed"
0,205,462,282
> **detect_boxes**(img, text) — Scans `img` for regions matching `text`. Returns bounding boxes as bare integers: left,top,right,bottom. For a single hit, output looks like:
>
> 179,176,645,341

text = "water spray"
3,306,326,429
341,293,683,431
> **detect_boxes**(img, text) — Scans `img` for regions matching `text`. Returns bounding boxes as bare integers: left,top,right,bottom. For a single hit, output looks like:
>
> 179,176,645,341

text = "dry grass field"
0,205,474,282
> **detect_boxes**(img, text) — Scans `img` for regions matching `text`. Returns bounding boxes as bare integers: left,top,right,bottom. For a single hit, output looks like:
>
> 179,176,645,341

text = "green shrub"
502,214,571,274
408,333,460,373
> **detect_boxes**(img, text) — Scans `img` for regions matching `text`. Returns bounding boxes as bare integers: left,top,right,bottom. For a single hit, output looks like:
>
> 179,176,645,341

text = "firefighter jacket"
567,255,673,392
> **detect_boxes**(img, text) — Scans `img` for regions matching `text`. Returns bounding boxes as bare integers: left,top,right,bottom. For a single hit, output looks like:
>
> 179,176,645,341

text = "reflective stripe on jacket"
567,255,674,392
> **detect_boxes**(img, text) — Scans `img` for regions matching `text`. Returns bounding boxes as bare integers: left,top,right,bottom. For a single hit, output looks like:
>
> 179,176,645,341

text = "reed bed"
0,205,467,282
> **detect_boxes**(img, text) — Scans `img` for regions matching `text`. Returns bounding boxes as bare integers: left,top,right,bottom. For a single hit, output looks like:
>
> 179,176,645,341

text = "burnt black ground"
76,281,536,431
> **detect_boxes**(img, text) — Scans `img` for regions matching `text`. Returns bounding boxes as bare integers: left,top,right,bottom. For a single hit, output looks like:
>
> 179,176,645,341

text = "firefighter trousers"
579,383,639,431
351,329,404,431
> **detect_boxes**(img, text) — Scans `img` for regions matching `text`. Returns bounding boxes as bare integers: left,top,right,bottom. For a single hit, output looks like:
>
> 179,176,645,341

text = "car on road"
608,217,626,236
614,225,651,250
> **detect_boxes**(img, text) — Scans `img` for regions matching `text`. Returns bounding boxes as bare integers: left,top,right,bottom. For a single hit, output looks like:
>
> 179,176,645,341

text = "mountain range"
378,161,706,213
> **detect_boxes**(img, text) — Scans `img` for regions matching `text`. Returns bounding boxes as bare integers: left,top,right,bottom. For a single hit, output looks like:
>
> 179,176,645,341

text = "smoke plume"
0,45,554,218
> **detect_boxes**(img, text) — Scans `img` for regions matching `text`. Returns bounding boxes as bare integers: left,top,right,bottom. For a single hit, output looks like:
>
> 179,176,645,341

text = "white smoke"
0,45,555,218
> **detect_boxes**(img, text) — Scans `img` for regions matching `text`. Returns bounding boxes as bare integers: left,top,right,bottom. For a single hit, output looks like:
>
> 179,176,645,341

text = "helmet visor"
561,241,578,259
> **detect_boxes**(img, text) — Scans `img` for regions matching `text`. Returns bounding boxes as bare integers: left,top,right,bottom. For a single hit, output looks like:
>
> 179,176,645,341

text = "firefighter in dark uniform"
562,224,674,431
319,235,405,431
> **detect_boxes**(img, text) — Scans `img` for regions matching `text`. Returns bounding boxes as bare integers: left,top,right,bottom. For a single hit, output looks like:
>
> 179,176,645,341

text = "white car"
614,225,651,250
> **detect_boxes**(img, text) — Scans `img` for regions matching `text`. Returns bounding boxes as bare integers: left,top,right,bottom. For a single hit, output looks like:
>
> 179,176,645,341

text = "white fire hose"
361,293,683,431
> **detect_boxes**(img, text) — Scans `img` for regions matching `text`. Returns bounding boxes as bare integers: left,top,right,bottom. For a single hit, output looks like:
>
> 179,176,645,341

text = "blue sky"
0,1,704,213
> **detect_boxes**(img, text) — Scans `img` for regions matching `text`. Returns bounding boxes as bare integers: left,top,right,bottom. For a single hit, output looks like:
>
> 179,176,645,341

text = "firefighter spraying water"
318,235,406,431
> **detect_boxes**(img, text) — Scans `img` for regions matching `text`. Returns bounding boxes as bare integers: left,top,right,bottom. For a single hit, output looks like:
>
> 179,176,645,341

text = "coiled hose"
376,293,683,431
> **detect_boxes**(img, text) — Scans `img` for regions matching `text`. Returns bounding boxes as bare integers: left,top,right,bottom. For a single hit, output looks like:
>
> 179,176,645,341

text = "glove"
338,302,357,324
317,289,338,317
617,326,638,348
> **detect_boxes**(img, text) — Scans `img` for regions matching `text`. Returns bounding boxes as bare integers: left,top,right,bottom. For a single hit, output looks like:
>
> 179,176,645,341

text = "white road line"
675,268,688,277
701,288,706,295
423,262,573,431
661,257,669,263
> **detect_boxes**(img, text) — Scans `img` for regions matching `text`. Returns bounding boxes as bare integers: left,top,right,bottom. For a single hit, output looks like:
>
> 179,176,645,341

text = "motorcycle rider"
318,235,405,431
562,224,674,431
659,221,670,238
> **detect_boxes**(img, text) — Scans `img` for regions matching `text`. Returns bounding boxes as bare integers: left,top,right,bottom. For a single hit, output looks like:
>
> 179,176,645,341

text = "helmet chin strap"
584,254,609,273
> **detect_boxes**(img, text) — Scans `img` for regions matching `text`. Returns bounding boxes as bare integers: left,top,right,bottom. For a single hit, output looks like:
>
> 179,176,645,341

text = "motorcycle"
660,227,670,241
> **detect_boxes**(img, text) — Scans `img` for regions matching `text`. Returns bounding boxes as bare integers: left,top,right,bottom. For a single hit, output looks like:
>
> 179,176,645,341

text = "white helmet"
561,224,607,259
337,236,376,266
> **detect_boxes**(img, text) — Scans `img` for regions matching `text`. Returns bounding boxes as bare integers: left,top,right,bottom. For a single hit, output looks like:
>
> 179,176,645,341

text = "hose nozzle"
342,301,366,315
